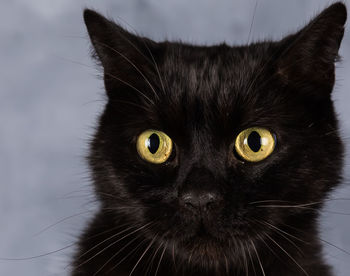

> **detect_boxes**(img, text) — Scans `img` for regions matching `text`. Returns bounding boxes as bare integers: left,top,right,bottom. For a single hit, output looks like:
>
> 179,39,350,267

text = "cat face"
84,3,346,270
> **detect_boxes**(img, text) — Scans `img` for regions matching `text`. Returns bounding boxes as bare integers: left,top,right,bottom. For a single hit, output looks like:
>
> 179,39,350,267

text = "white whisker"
250,240,266,276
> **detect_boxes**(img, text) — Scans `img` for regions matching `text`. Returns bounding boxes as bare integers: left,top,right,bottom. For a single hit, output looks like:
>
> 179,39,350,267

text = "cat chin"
170,236,250,271
163,227,253,257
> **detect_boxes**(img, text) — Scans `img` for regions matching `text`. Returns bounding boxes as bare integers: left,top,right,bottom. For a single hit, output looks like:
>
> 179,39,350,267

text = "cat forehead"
159,42,276,96
140,43,285,134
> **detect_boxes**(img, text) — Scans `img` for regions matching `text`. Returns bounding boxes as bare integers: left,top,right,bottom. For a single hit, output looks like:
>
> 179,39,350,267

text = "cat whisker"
318,237,350,257
95,41,159,101
250,239,266,276
281,222,350,257
109,99,153,112
249,219,310,275
247,0,258,45
112,16,167,97
105,71,155,105
0,223,128,262
144,237,164,275
33,210,92,237
323,129,341,137
68,224,137,270
101,206,147,211
249,199,293,205
81,98,105,107
91,15,167,100
257,219,306,245
254,219,305,255
59,188,94,198
129,234,158,276
55,55,155,105
223,252,229,275
57,194,95,200
144,46,167,97
92,233,142,275
250,197,350,207
0,243,76,261
96,192,142,203
104,21,154,66
155,241,167,276
239,241,249,276
244,48,276,100
264,233,309,276
255,231,283,264
74,221,154,269
246,240,257,276
107,236,149,273
254,203,321,208
255,205,350,216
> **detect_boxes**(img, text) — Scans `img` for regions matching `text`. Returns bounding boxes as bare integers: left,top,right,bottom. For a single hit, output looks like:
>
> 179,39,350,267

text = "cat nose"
178,167,224,214
179,191,222,213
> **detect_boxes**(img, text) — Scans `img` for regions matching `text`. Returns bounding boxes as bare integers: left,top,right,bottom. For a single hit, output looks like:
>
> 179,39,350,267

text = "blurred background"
0,0,349,275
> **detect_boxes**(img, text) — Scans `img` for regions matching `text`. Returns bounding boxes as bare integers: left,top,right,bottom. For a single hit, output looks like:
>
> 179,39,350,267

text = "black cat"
72,3,347,275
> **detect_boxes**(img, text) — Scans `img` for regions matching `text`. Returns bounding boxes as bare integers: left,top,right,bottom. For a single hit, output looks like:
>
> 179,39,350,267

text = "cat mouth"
180,232,232,263
178,224,250,263
177,218,252,248
183,222,225,244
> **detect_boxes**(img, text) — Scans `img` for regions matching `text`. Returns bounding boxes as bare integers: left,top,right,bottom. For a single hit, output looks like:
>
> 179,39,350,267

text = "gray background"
0,0,349,275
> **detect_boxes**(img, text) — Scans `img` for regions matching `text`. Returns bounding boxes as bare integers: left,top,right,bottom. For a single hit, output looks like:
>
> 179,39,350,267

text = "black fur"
72,3,347,275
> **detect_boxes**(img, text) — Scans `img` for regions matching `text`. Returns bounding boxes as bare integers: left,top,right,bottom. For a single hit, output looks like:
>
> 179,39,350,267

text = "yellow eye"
136,130,173,164
235,127,276,162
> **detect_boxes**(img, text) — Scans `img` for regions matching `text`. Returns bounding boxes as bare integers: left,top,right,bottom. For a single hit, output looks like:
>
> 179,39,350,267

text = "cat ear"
83,9,161,96
277,2,347,93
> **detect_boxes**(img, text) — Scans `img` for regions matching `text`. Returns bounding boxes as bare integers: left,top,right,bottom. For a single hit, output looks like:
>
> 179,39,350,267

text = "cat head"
84,2,346,271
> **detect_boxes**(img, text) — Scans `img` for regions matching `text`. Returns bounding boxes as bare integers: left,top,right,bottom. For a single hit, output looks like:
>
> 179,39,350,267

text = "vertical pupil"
247,131,261,152
147,133,160,154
